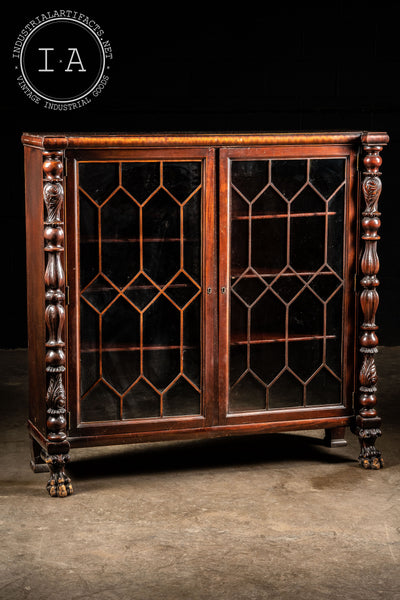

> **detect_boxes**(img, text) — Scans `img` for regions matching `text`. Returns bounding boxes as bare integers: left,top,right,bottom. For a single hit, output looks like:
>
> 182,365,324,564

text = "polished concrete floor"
0,348,399,600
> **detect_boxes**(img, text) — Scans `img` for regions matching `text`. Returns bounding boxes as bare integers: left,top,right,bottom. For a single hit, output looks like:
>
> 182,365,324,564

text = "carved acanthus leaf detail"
359,355,378,388
44,182,64,223
42,151,73,496
362,176,382,214
356,143,385,469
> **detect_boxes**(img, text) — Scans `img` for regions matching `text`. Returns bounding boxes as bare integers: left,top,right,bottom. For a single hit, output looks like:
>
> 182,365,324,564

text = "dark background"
2,3,399,348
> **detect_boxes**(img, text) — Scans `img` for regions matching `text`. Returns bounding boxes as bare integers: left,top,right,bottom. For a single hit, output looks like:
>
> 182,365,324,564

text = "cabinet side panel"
24,146,46,434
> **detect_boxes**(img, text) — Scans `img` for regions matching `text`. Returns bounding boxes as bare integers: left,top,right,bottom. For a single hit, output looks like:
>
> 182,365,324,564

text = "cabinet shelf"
81,344,196,353
81,282,197,293
232,211,336,220
80,237,198,243
230,333,336,345
231,268,332,279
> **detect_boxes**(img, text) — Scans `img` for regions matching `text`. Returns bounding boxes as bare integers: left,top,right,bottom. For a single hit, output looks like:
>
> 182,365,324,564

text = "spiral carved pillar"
42,151,73,496
356,144,384,469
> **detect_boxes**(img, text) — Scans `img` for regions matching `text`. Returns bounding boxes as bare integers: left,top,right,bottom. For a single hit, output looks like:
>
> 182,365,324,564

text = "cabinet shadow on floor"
69,432,355,482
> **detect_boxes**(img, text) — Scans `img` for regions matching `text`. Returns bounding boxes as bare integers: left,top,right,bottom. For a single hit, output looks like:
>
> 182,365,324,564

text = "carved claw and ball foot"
359,454,384,470
356,417,383,470
358,444,384,470
42,452,73,497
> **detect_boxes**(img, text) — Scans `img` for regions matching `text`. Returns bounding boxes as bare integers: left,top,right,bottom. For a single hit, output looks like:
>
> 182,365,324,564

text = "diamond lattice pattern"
78,161,202,422
229,157,346,411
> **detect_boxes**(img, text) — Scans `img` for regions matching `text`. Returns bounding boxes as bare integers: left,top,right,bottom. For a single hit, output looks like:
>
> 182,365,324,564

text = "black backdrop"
2,3,399,347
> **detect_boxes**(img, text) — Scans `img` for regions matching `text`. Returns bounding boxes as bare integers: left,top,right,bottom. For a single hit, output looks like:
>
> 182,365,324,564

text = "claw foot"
47,472,73,497
44,453,73,497
359,454,384,470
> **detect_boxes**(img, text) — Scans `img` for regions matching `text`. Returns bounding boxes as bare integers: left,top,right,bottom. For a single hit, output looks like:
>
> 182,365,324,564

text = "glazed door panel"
66,148,217,435
219,146,358,424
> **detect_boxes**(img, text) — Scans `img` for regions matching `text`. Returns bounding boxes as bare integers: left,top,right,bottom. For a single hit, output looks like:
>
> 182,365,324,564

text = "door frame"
65,146,218,438
218,144,358,425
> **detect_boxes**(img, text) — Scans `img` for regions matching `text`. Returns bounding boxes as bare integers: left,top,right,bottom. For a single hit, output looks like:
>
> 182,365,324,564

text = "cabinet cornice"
22,131,390,150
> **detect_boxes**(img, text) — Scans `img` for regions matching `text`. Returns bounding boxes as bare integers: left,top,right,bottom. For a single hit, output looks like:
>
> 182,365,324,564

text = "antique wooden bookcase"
22,131,388,496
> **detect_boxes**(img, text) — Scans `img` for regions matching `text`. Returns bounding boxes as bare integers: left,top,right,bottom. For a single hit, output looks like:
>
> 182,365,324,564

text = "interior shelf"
230,268,333,279
81,282,198,293
231,211,336,220
80,237,198,243
230,333,336,345
81,344,196,353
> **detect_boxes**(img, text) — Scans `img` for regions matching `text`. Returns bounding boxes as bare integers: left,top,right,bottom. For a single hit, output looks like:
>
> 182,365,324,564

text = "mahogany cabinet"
22,131,389,496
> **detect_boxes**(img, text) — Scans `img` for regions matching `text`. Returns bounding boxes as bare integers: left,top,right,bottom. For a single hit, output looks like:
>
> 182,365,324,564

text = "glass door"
67,148,216,433
219,147,356,424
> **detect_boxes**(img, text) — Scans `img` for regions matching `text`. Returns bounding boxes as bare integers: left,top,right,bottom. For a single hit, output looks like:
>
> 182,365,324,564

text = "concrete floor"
0,348,399,600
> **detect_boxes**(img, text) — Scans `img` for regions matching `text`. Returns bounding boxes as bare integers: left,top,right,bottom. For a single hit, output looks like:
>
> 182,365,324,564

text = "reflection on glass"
79,191,98,288
269,371,303,408
79,162,119,205
328,187,345,275
306,368,341,406
142,189,180,239
102,350,140,394
309,159,345,199
163,378,200,416
251,291,286,339
290,216,325,272
163,162,201,202
251,343,285,385
271,159,307,199
123,380,160,419
230,373,266,412
143,296,180,348
230,294,248,343
288,288,324,336
253,187,287,215
102,297,140,349
288,339,323,383
81,274,118,312
232,276,266,306
291,186,325,213
271,273,304,303
252,219,287,273
80,381,120,422
232,160,269,200
121,162,160,203
231,220,248,275
80,301,99,396
143,349,180,391
230,345,247,388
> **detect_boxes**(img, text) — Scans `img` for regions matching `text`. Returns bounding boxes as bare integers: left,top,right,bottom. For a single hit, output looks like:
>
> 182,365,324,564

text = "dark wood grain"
354,143,385,468
25,146,47,469
21,132,390,149
23,132,389,495
42,151,73,496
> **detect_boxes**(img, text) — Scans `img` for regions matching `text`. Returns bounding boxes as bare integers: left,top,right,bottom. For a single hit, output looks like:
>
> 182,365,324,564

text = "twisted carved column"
42,151,73,496
356,144,384,469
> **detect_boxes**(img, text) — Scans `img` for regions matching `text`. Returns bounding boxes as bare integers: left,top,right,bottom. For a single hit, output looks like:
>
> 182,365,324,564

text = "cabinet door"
219,146,357,425
66,148,216,436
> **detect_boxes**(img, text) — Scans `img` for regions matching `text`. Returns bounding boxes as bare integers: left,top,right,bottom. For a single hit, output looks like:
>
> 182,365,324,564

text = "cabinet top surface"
21,131,389,149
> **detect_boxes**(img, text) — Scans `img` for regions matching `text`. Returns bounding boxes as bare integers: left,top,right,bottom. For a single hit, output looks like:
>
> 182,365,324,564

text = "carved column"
42,151,73,496
356,144,384,469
